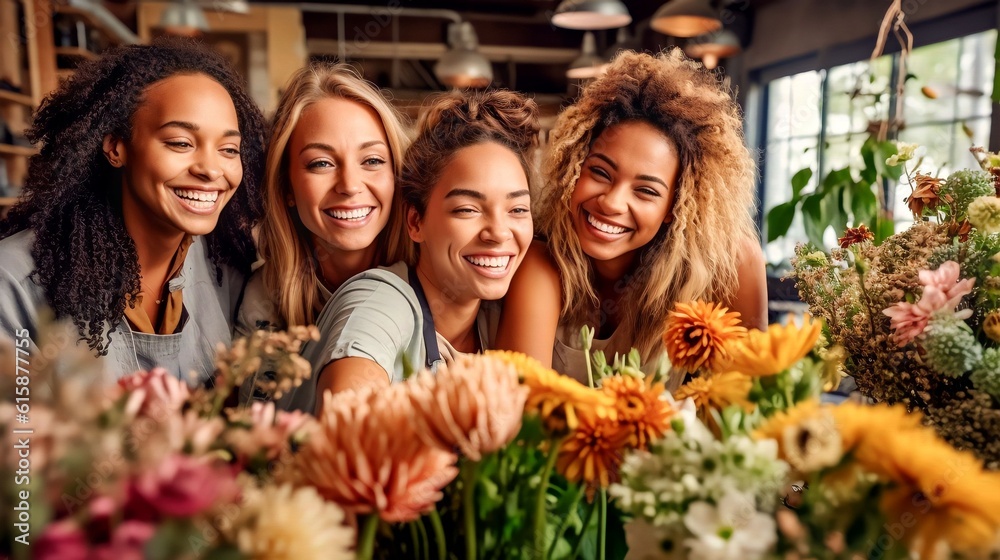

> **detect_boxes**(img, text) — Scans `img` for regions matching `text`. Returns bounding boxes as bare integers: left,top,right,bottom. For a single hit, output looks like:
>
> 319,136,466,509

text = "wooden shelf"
55,46,100,61
56,69,74,81
54,1,138,46
0,197,19,206
0,90,33,107
0,144,38,157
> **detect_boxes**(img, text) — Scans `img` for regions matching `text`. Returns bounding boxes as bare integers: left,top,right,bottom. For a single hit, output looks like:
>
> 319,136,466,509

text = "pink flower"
919,261,976,302
297,385,459,523
884,261,975,346
119,368,190,420
35,520,89,560
128,454,239,519
93,521,156,560
226,402,316,463
408,354,529,461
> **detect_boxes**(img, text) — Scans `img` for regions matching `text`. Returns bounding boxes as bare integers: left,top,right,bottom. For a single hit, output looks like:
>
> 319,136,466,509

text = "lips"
171,188,221,212
464,255,511,269
324,207,374,221
584,210,631,235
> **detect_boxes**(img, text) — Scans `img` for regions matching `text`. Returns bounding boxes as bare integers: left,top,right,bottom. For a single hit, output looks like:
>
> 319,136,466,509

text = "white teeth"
174,189,219,203
465,255,511,269
326,207,374,220
587,213,627,235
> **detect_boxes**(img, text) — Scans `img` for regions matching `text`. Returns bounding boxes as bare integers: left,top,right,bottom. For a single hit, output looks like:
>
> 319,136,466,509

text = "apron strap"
408,265,441,369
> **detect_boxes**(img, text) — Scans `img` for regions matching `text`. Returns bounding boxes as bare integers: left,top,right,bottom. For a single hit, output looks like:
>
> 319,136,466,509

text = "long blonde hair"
258,63,412,327
537,48,758,359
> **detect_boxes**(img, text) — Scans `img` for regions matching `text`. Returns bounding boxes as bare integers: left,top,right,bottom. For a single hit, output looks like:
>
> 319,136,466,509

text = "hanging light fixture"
551,0,631,30
159,0,209,36
566,32,607,79
651,0,721,38
603,27,639,60
684,28,741,69
434,22,493,89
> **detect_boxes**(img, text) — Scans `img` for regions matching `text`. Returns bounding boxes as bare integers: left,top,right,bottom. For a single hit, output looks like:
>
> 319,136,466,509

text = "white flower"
233,484,354,560
683,492,776,560
886,142,925,166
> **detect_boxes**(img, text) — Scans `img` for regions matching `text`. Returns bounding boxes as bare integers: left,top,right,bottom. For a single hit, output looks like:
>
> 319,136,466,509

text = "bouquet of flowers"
0,320,345,560
792,144,1000,468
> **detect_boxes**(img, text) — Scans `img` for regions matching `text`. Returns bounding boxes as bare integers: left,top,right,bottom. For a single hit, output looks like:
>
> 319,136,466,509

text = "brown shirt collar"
124,235,194,335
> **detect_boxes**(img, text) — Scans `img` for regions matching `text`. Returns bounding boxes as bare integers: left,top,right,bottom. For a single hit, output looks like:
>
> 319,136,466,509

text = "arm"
315,357,390,414
309,271,418,413
728,236,768,331
494,241,562,367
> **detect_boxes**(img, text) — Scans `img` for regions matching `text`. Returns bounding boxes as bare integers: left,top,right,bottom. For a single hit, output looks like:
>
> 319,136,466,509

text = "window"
760,30,997,265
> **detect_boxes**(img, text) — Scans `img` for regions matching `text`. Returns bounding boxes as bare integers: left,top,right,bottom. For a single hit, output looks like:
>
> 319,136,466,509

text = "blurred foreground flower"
718,316,822,376
683,492,776,560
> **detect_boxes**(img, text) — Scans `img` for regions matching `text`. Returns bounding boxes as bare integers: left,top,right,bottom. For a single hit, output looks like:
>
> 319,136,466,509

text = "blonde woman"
495,49,766,388
237,62,411,336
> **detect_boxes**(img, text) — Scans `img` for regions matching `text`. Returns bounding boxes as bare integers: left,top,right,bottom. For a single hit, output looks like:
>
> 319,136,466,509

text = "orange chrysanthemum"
296,386,458,523
486,350,615,434
837,224,874,248
673,371,752,418
719,315,822,376
556,407,631,488
662,301,746,373
600,375,675,450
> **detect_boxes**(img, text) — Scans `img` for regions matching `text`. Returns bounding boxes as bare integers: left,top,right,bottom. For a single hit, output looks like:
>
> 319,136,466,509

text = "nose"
596,183,628,214
480,214,514,244
190,150,224,183
334,165,364,196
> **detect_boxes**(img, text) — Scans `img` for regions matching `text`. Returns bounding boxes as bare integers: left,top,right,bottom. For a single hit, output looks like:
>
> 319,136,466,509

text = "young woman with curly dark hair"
0,39,266,382
273,89,538,414
495,49,767,389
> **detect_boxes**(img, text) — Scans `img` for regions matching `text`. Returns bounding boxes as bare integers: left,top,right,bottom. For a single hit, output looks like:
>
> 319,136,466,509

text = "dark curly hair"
0,38,266,354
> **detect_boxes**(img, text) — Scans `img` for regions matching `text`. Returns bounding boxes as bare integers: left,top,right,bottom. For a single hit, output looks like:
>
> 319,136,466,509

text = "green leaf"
874,213,895,244
822,167,853,192
821,183,849,237
790,167,813,198
201,545,245,560
851,183,878,226
801,193,827,248
766,201,797,242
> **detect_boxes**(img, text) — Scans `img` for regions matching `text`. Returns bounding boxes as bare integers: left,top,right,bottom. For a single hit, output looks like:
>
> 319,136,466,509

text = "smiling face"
115,73,243,239
569,120,680,277
287,97,394,260
407,142,533,303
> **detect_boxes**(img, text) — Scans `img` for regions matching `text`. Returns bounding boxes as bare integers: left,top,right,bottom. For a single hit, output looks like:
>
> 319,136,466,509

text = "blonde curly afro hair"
536,48,758,359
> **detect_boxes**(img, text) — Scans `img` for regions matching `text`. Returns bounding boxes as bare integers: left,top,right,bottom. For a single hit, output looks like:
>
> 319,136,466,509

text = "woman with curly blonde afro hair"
496,48,765,387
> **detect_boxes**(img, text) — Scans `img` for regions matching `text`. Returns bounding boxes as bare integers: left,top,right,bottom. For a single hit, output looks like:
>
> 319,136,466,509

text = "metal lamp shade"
651,0,721,38
551,0,632,30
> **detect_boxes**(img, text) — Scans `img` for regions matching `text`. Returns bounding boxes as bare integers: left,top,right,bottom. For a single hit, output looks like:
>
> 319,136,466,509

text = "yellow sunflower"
662,301,746,373
486,350,615,434
673,371,752,419
829,402,924,454
754,399,824,461
719,315,822,376
600,375,675,450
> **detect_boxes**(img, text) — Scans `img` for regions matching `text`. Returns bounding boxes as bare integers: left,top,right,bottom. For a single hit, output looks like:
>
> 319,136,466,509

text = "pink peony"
128,454,239,519
297,385,459,523
119,368,190,420
35,520,89,560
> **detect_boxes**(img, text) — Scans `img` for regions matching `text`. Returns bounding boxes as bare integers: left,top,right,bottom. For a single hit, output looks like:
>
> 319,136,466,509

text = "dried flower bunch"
793,144,1000,468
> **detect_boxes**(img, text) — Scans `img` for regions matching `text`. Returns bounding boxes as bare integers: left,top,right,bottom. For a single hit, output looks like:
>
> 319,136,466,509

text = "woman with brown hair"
496,49,767,388
280,89,539,414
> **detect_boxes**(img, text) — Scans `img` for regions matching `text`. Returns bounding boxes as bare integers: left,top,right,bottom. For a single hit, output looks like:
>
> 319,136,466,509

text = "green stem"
463,461,479,560
429,509,447,560
532,438,563,558
409,521,424,560
416,516,431,560
597,489,607,560
547,485,584,559
569,496,600,560
356,514,380,560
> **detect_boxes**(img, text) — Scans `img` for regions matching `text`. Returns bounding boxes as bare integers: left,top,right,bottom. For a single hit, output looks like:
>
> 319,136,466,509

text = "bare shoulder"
730,236,768,331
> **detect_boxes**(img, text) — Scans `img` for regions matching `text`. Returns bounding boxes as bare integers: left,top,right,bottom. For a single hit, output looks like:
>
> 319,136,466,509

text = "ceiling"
275,0,759,98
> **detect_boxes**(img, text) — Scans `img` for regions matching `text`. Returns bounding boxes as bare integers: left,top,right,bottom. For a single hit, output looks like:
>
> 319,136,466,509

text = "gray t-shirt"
244,262,497,413
0,229,244,385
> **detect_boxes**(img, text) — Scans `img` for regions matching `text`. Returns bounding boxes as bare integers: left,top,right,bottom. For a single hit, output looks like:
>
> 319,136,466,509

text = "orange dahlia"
556,407,631,488
673,371,752,419
837,225,874,248
295,386,459,523
600,375,674,450
485,350,615,434
662,301,746,373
